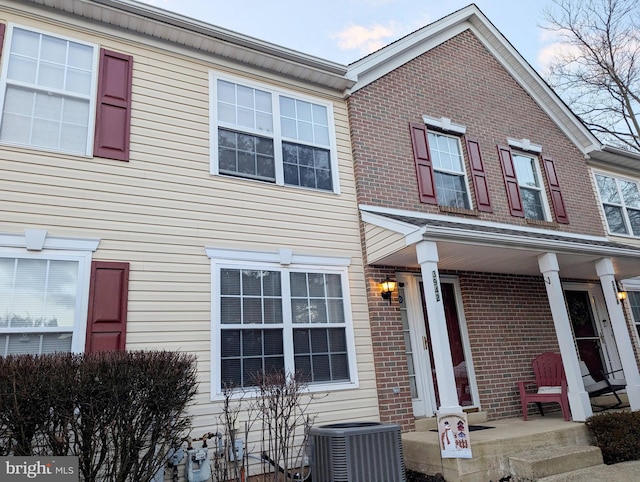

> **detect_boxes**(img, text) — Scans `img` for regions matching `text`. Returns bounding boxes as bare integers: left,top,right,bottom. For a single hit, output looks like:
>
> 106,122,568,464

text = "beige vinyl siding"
364,224,407,264
0,6,379,432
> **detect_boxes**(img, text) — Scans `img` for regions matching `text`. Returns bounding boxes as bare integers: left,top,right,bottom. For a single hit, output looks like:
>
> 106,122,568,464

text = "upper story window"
595,173,640,236
0,26,98,155
409,119,492,212
206,247,357,397
212,74,338,193
428,131,471,209
512,152,547,221
497,141,568,224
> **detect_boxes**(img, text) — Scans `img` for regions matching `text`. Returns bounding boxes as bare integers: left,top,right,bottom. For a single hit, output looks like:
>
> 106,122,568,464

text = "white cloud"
332,17,428,56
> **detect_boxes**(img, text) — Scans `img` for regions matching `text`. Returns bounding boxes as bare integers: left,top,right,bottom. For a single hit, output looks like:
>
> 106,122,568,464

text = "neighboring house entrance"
399,274,478,417
564,283,622,381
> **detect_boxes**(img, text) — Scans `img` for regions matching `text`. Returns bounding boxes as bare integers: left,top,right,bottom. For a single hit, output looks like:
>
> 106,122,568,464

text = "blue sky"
138,0,559,70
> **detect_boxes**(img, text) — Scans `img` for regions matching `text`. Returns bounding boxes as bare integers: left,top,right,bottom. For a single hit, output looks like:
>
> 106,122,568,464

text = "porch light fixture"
615,280,627,303
380,276,397,304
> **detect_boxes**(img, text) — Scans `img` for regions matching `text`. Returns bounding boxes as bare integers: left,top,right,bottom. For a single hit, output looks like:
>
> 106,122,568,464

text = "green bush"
0,351,198,481
585,411,640,464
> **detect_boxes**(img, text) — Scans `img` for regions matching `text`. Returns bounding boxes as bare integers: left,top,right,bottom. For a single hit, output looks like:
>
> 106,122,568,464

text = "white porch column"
416,240,461,413
595,258,640,411
538,253,593,421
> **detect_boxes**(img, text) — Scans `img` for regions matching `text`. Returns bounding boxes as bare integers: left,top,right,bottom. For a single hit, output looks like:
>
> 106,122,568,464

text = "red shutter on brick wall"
542,155,569,224
497,145,525,217
94,49,133,161
0,24,6,59
410,123,438,204
465,137,492,212
86,261,129,352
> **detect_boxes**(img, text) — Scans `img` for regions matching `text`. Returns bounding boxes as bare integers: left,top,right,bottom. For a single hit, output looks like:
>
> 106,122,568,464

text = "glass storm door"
399,274,476,417
564,284,622,379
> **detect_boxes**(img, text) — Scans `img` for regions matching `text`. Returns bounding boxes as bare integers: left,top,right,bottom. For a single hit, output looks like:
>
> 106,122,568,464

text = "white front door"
399,273,479,417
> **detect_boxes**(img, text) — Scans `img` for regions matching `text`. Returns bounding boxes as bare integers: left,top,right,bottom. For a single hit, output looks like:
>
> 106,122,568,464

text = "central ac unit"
310,422,406,482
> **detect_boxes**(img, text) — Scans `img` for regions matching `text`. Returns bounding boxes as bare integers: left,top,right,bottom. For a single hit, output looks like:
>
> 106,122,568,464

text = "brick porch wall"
368,268,562,425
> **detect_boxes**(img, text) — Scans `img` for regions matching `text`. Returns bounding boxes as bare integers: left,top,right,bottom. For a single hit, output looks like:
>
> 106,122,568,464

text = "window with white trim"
627,290,640,338
207,248,357,395
427,131,471,209
595,173,640,236
513,152,547,220
211,74,338,192
0,25,98,155
0,248,93,356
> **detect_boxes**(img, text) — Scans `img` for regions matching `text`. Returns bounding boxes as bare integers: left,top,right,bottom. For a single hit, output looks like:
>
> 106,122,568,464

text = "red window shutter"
0,24,6,59
542,155,569,224
86,261,129,352
497,145,525,217
409,123,437,204
465,137,492,212
94,48,133,161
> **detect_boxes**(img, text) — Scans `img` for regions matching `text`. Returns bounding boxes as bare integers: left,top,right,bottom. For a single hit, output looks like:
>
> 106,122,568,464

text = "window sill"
438,205,480,216
526,219,558,228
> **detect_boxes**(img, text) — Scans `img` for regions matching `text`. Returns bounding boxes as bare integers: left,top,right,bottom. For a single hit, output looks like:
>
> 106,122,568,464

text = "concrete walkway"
539,459,640,480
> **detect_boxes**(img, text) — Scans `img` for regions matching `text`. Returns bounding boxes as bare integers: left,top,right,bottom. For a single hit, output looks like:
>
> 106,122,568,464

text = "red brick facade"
349,30,607,425
349,30,604,234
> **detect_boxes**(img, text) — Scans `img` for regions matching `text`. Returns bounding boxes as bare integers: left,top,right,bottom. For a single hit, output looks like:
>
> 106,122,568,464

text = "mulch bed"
406,469,446,481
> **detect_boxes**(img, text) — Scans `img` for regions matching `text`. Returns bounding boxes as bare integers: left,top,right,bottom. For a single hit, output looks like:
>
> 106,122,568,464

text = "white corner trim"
0,231,100,252
507,137,543,153
423,115,466,134
205,247,351,267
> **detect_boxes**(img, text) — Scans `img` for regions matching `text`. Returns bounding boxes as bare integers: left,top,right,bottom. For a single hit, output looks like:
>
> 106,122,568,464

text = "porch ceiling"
361,208,640,280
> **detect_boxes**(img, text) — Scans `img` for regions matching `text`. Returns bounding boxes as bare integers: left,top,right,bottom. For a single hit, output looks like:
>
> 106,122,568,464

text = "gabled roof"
13,0,355,91
346,4,602,156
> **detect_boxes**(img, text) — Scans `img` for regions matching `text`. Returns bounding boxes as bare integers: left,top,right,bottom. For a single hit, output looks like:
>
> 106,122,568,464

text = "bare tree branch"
541,0,640,151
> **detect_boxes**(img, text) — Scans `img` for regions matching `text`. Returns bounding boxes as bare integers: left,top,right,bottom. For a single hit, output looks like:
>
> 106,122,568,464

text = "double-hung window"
512,152,547,220
207,248,356,396
211,74,338,192
595,173,640,236
428,131,471,209
0,25,98,155
0,232,97,356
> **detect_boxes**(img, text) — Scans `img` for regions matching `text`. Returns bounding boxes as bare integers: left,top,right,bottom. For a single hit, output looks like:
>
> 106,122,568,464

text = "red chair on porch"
518,352,571,421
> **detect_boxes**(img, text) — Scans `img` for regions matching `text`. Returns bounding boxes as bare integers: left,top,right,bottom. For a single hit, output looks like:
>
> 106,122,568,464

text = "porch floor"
402,406,636,482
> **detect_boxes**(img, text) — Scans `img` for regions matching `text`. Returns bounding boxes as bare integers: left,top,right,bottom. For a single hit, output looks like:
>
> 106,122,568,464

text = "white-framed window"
594,172,640,236
210,73,339,193
0,24,99,156
627,290,640,338
206,248,357,397
0,231,97,356
512,152,549,220
427,130,471,209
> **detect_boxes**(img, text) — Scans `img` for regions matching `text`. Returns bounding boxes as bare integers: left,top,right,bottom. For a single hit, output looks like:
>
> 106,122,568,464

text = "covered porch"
361,205,640,423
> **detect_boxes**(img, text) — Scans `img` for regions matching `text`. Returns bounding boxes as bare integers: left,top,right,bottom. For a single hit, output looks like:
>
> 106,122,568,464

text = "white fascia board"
358,204,610,242
360,210,423,236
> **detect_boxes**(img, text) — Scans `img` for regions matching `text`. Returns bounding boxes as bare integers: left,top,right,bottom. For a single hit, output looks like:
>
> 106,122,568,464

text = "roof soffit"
347,4,601,155
12,0,354,92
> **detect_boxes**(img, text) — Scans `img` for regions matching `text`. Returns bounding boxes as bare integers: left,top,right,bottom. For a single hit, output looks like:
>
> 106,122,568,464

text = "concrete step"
415,411,489,432
537,460,640,481
509,445,603,481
